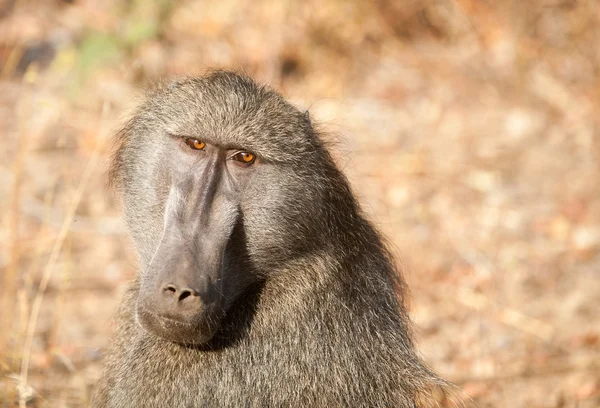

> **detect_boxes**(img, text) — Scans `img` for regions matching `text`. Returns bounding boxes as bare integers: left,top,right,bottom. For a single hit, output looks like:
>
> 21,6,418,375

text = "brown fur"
93,70,444,407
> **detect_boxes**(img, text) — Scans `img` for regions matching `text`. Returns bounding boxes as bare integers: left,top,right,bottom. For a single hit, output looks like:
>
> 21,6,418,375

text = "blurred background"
0,0,599,407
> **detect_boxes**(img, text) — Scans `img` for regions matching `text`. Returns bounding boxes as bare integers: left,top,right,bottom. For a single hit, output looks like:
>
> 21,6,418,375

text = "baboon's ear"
107,120,134,194
303,110,316,133
304,110,311,123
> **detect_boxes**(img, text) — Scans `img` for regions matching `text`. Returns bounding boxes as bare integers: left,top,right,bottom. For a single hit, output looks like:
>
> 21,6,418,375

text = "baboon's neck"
107,252,437,407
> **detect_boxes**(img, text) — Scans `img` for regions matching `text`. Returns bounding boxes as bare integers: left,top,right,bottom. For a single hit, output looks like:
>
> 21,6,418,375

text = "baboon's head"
110,71,355,345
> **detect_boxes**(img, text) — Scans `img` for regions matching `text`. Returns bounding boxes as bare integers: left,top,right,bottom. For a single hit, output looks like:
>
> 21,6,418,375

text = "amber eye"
184,138,205,150
232,151,256,165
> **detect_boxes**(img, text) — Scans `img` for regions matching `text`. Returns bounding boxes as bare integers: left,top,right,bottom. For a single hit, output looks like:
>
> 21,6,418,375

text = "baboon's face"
112,73,330,345
133,137,258,345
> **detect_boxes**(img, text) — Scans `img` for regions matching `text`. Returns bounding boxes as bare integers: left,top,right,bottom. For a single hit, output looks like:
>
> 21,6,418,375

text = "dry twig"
17,100,110,408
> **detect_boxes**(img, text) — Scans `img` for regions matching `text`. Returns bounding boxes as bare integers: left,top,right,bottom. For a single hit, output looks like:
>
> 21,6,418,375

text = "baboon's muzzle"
136,155,238,345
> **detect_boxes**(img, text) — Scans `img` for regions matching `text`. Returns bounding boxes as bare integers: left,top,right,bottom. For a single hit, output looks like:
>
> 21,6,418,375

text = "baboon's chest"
110,337,331,406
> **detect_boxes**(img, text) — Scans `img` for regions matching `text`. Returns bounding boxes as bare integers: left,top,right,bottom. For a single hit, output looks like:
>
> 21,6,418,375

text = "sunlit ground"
0,1,599,407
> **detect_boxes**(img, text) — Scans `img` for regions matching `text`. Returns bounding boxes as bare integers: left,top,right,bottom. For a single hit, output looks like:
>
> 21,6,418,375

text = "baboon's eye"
184,138,206,150
232,151,256,165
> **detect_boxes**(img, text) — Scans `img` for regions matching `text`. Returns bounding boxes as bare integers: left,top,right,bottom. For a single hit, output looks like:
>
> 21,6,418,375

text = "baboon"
93,70,443,407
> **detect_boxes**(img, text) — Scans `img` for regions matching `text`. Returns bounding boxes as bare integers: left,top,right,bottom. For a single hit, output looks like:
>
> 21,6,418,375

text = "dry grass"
1,1,599,407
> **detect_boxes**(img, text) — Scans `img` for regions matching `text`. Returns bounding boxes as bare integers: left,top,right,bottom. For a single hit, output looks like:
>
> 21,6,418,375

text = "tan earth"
0,1,598,407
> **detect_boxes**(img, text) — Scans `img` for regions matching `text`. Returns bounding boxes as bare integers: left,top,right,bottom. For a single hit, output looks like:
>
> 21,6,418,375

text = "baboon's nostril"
162,285,199,303
164,284,177,294
178,288,197,302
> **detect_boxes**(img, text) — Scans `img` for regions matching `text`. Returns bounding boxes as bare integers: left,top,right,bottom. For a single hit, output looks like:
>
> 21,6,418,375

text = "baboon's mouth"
136,303,221,345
